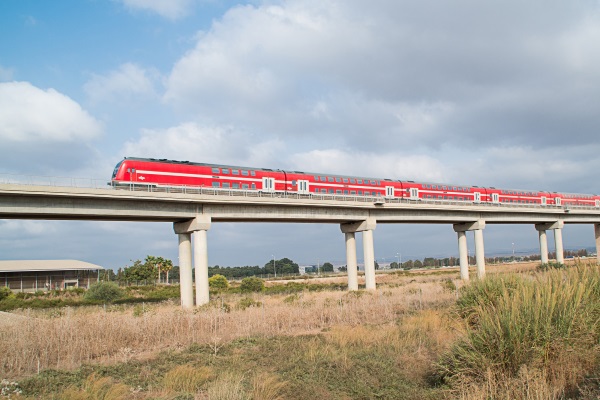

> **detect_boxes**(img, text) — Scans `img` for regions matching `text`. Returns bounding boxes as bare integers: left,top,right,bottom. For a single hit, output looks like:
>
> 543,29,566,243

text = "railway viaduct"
1,182,600,309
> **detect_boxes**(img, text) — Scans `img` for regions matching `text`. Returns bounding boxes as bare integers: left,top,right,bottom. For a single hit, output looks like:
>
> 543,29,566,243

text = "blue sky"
1,0,600,270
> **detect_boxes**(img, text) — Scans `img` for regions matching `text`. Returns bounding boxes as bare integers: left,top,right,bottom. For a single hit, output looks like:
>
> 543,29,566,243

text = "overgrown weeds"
437,265,600,398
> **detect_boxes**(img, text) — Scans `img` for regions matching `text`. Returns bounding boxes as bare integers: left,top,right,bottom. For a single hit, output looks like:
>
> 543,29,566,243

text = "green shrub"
0,286,13,301
209,274,229,290
437,267,600,395
84,282,124,303
236,297,262,310
240,277,264,293
538,261,566,271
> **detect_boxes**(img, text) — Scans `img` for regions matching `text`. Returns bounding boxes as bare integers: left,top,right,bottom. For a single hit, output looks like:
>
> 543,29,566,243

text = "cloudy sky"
1,0,600,270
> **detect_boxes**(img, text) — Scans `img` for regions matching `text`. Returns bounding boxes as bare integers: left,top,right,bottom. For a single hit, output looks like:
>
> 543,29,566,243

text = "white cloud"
120,0,195,20
163,0,600,153
289,149,445,182
0,81,102,142
84,63,158,104
0,65,14,81
121,122,284,167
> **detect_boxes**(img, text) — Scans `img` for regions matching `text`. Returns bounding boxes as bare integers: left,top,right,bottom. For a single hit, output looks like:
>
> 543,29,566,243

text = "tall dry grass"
438,265,600,399
0,275,457,379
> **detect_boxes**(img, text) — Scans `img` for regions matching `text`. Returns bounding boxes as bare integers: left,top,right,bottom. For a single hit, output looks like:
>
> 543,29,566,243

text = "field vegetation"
1,260,599,399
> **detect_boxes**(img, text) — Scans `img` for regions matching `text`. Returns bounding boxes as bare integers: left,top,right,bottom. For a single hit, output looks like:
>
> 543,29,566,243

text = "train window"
314,176,319,181
453,187,457,191
344,190,349,195
328,189,334,194
350,190,356,195
343,178,349,183
357,179,363,184
232,183,240,189
336,177,342,183
358,190,363,195
222,183,230,188
222,168,229,174
350,179,356,184
376,181,381,185
242,184,249,189
212,168,220,174
251,183,256,189
232,169,239,175
242,170,249,176
314,188,319,193
292,180,297,185
336,190,342,194
250,171,256,176
320,176,327,182
212,182,220,188
321,189,327,193
328,177,334,182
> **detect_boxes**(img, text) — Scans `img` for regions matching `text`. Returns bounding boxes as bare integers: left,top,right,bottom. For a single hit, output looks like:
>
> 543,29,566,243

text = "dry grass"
0,273,458,379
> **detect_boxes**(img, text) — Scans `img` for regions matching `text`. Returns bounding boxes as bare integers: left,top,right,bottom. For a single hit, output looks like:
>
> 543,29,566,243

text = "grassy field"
1,261,599,399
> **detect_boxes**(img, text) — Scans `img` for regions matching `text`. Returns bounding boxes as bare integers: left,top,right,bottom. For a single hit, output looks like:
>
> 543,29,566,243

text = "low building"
0,260,103,292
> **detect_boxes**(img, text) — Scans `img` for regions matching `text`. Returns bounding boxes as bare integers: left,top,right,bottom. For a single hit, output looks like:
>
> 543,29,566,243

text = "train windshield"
112,160,123,179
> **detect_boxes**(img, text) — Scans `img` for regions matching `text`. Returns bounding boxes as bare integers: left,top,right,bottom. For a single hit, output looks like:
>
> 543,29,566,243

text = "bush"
437,267,600,397
209,274,229,290
84,282,124,303
240,277,264,293
236,297,262,310
0,286,14,301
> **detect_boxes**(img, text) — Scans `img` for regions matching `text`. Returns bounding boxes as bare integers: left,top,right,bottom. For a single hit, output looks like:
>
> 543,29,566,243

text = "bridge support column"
474,228,486,279
194,230,210,306
454,220,486,281
536,221,564,264
341,218,377,290
174,215,212,307
555,227,564,264
344,232,358,291
177,233,194,309
595,224,600,264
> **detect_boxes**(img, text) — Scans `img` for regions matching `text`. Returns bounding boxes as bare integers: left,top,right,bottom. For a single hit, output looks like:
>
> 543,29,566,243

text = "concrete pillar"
555,228,564,264
457,231,469,281
194,230,210,306
345,232,358,291
595,224,600,264
474,229,485,279
175,215,212,308
178,233,194,309
363,229,376,290
453,220,485,281
341,218,377,291
539,230,549,264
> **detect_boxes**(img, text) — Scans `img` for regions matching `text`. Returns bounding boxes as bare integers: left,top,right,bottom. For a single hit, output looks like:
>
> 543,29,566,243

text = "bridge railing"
0,173,109,189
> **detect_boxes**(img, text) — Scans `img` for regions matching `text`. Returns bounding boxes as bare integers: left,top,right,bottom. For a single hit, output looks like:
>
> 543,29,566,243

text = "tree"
389,261,399,269
263,257,300,275
374,261,380,270
145,256,173,284
338,265,347,272
413,260,423,269
321,262,334,273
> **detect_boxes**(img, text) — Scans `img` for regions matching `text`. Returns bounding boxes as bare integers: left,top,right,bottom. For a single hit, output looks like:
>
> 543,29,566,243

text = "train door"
555,197,562,206
492,193,499,203
297,180,309,194
385,186,394,198
262,177,275,192
474,192,481,203
596,199,600,208
541,196,547,206
409,188,419,200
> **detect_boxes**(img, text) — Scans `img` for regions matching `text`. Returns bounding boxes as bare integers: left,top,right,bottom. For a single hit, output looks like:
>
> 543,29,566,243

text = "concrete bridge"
1,182,600,308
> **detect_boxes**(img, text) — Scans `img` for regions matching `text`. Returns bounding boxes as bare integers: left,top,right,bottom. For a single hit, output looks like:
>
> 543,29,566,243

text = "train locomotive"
111,157,600,209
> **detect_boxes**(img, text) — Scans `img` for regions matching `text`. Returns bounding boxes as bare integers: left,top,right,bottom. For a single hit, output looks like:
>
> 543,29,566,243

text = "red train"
111,157,600,208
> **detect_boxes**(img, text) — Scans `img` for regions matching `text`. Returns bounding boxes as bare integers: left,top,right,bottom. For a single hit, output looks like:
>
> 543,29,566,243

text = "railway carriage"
111,157,600,208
